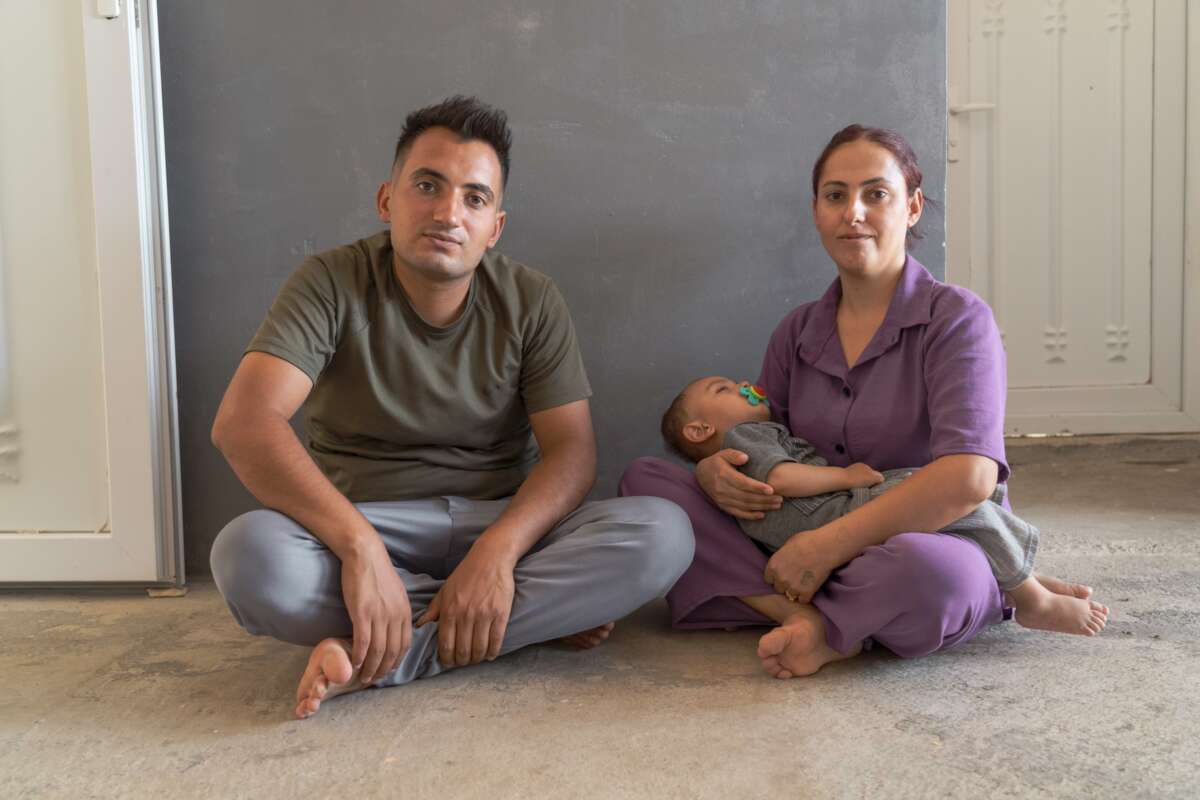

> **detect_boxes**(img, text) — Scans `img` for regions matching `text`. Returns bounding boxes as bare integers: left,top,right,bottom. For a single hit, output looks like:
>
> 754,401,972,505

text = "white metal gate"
0,0,181,583
947,0,1199,434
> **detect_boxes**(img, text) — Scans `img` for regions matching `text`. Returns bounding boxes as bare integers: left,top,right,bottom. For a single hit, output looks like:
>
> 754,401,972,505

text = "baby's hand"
845,463,884,488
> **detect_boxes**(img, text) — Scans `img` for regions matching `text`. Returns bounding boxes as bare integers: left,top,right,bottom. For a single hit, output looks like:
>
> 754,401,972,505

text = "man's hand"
695,449,784,520
763,529,841,604
416,546,516,667
845,463,885,489
342,544,413,685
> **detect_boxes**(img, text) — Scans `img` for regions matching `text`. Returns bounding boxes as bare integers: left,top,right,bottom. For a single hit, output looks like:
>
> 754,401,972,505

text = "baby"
661,375,1109,636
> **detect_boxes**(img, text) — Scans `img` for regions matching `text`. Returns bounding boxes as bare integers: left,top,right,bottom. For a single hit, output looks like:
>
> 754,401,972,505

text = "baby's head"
661,376,772,462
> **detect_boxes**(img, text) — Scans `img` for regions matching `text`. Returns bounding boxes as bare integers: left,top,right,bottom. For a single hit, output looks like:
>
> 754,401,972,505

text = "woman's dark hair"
810,124,934,245
392,95,512,187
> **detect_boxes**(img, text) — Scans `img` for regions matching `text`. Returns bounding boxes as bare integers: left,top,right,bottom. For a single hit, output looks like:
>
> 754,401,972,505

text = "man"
210,96,693,718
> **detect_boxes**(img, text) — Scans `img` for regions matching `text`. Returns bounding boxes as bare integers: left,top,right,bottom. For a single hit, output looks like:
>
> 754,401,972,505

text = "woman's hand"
695,449,783,520
764,528,843,603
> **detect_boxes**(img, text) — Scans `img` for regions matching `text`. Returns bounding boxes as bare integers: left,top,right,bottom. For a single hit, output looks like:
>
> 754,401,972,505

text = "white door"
0,0,181,583
947,0,1200,435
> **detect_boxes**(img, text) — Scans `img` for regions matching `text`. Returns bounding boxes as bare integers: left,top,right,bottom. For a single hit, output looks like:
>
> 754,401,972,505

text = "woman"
620,125,1098,678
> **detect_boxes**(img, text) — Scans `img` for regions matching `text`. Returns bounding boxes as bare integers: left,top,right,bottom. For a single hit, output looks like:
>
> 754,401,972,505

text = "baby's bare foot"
755,604,860,679
1035,573,1093,600
295,638,361,719
1011,577,1108,636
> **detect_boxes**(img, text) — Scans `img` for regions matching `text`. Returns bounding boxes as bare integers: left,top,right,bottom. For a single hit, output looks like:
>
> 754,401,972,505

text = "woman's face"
812,140,923,280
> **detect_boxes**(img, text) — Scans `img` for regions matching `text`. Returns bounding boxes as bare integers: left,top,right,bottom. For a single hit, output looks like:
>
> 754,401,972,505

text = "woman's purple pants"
619,457,1009,657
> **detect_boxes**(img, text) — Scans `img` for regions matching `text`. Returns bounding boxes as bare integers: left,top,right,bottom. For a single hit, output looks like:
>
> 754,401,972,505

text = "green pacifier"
740,384,769,407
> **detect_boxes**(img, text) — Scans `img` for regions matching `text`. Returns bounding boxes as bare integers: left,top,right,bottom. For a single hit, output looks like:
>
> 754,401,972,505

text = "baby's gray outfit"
727,421,1038,590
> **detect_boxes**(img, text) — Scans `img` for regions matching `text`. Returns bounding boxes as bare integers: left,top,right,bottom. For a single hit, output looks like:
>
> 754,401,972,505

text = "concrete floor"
3,436,1199,799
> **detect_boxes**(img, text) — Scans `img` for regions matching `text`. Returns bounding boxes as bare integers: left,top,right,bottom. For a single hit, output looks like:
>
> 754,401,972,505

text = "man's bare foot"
561,622,615,649
756,604,861,679
1007,576,1108,636
295,638,363,719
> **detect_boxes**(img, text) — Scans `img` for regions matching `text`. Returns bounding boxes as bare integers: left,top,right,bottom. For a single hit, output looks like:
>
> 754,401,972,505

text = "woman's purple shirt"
756,255,1010,483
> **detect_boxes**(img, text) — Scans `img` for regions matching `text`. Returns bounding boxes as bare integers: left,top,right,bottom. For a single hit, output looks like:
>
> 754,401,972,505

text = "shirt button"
842,386,851,397
835,444,846,454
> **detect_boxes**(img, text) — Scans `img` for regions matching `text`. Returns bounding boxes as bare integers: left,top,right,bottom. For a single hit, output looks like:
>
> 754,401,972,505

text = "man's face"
376,127,507,285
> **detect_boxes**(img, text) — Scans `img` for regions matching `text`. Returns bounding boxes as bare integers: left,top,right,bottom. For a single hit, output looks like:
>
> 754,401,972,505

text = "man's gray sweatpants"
210,496,694,687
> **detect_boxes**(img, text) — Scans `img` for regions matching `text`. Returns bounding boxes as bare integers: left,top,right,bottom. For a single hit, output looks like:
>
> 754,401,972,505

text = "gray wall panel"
160,2,946,576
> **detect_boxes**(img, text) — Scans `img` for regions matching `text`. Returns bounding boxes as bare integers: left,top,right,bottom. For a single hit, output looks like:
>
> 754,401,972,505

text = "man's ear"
376,181,392,222
487,209,507,248
682,420,715,446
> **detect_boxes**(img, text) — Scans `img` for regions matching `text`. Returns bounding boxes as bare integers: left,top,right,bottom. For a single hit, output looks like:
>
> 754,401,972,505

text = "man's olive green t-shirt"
246,231,592,502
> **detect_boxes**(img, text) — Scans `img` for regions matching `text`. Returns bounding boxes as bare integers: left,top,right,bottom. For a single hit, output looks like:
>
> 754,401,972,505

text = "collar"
884,253,935,329
796,254,936,369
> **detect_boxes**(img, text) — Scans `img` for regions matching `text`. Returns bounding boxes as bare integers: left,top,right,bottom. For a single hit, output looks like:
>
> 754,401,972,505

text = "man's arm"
416,398,596,667
211,352,412,684
765,462,884,497
467,397,597,564
213,353,363,549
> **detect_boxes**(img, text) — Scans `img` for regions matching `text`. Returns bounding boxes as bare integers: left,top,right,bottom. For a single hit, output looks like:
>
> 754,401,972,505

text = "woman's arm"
763,453,997,600
814,453,995,561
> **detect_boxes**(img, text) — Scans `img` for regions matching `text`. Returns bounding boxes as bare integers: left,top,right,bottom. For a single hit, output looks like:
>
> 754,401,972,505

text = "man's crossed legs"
210,496,693,716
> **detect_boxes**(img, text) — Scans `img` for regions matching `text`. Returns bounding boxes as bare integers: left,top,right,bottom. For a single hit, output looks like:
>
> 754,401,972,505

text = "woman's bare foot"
756,604,861,679
561,622,615,650
295,638,363,719
1007,575,1108,636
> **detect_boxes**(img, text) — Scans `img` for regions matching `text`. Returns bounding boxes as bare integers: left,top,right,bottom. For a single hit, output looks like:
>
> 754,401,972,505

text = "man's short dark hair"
392,95,513,188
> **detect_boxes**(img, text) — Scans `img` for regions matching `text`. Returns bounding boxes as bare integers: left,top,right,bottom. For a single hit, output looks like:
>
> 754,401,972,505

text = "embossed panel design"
0,2,110,529
0,222,17,482
957,0,1154,389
